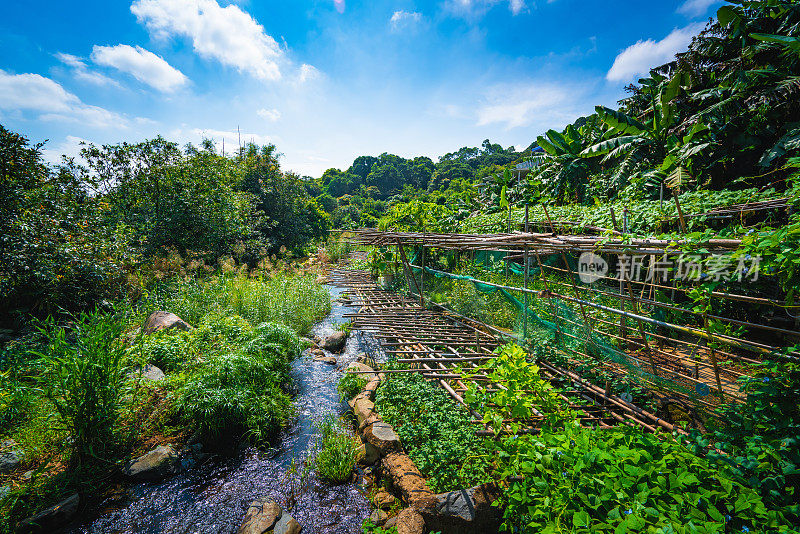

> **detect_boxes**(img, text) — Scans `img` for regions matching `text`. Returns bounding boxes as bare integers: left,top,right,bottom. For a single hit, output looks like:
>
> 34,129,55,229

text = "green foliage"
171,318,299,445
693,357,800,524
337,372,367,402
138,272,331,335
496,424,780,533
33,310,128,465
463,344,571,432
0,125,135,321
312,414,360,483
375,372,491,492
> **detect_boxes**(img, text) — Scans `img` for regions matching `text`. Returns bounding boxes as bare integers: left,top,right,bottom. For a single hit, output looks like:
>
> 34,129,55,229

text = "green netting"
408,257,702,400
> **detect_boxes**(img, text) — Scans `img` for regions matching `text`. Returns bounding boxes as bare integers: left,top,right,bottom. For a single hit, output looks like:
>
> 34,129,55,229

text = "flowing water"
69,285,375,534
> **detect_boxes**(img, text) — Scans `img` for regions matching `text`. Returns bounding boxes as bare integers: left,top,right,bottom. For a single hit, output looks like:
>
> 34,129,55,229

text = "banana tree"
532,121,601,204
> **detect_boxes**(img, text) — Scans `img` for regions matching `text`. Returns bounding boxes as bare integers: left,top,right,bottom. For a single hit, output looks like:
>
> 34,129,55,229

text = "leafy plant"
376,371,492,492
33,310,128,465
338,372,367,402
494,424,781,533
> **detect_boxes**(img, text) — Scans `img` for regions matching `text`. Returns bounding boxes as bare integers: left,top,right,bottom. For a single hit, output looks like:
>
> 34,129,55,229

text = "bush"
312,414,360,483
171,318,299,446
33,310,127,465
375,372,491,492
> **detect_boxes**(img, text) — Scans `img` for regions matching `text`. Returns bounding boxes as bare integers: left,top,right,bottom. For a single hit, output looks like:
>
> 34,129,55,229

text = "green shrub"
33,310,127,465
313,414,360,483
376,372,491,492
172,319,299,445
338,373,367,402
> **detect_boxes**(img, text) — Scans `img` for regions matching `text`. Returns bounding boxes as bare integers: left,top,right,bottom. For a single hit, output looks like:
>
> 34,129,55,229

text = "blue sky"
0,0,722,177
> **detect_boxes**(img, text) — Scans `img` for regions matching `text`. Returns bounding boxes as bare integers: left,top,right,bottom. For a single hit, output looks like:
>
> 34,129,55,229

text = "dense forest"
2,1,800,533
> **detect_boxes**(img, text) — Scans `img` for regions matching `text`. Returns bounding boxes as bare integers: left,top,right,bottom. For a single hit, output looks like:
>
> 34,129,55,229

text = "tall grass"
33,310,127,465
138,272,331,335
312,414,360,484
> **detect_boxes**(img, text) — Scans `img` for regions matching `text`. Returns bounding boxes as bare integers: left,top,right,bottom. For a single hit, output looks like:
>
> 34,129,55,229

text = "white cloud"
131,0,283,81
476,83,578,130
56,52,120,87
298,64,319,83
677,0,719,17
333,0,345,14
55,53,85,69
390,10,422,32
190,128,274,150
606,23,704,82
41,135,90,165
91,44,187,93
257,108,281,121
445,0,526,18
0,69,124,128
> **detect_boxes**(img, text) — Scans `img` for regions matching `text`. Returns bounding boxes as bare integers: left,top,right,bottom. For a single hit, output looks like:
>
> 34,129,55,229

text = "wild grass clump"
138,272,331,335
337,373,367,402
312,414,360,484
33,310,128,465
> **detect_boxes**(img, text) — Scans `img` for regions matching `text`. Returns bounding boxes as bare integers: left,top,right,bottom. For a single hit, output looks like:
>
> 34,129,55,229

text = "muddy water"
70,286,377,534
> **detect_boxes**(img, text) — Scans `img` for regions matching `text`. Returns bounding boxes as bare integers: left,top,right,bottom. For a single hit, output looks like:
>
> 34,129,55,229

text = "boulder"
0,439,24,475
321,331,347,352
0,486,10,500
128,363,165,382
419,483,503,534
237,498,301,534
352,397,377,428
373,490,396,511
363,422,401,457
395,508,425,534
124,445,178,481
357,441,380,466
313,355,337,365
381,453,435,508
16,493,79,533
369,509,389,526
142,311,192,335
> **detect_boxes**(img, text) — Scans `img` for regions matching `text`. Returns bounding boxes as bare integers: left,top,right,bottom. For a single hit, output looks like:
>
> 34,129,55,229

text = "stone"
21,470,34,481
0,440,24,475
17,493,79,533
369,509,388,526
373,490,396,510
0,486,10,500
395,508,425,534
419,483,503,534
352,397,377,428
363,422,401,457
142,311,192,335
384,515,398,529
313,355,337,365
381,453,435,508
321,331,347,352
237,498,301,534
128,363,165,382
124,445,178,481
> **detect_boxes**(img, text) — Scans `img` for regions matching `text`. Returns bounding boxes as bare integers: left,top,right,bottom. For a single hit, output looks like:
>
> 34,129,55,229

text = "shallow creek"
69,285,375,533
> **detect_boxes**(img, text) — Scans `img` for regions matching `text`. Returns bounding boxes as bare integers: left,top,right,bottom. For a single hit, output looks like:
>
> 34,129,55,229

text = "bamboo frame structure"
334,227,800,417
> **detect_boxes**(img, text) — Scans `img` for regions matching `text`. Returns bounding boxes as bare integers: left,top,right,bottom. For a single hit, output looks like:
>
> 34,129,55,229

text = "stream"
69,285,375,534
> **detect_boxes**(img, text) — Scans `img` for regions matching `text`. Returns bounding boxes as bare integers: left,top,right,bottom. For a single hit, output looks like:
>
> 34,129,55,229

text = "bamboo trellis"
335,227,800,415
